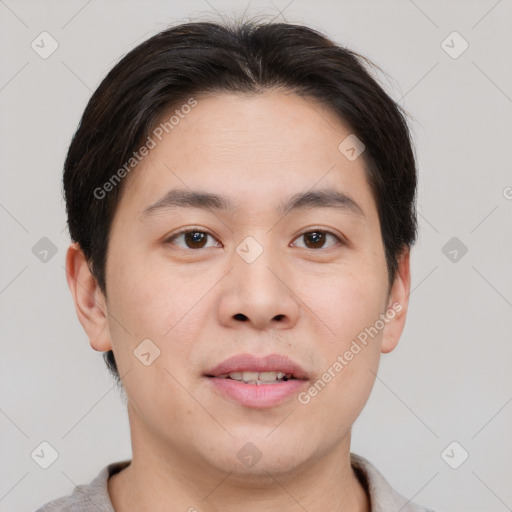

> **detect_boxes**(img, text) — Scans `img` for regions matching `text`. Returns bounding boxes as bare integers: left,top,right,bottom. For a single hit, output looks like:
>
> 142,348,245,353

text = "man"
37,16,435,512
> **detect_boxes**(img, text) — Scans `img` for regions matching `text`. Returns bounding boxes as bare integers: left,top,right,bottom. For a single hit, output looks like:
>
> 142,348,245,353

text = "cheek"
299,278,384,426
298,257,387,415
108,252,180,334
106,254,210,374
302,262,387,345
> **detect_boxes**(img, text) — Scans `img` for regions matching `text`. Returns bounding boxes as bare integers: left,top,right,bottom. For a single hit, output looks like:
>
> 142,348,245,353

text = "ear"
65,242,112,352
381,249,411,354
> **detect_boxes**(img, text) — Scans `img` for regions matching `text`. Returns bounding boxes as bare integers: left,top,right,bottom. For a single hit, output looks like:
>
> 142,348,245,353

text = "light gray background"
1,1,511,511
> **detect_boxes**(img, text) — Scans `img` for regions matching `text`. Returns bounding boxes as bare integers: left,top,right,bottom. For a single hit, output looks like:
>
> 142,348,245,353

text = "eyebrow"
139,187,366,220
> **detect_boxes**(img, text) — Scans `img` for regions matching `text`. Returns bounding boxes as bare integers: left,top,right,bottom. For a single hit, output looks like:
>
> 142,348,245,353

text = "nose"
217,239,300,331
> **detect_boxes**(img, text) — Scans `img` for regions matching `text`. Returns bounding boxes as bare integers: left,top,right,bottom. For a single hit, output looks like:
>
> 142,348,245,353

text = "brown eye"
292,230,342,250
167,230,220,249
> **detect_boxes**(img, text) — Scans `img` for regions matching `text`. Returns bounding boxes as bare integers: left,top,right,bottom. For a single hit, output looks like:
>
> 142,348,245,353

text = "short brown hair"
63,17,418,384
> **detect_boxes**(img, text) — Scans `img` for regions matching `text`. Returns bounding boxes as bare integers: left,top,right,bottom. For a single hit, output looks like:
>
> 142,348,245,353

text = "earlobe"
65,243,113,352
381,249,411,354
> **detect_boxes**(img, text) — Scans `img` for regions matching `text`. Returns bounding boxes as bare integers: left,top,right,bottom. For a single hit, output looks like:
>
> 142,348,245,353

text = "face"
68,90,410,477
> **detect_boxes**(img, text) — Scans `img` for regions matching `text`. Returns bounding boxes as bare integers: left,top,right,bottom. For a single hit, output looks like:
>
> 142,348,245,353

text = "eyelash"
164,227,345,250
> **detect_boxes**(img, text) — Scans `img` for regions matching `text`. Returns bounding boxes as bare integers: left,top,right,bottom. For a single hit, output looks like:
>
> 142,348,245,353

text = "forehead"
117,90,376,222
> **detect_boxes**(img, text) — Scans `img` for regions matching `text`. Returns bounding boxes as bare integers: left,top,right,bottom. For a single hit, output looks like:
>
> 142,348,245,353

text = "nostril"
233,313,248,321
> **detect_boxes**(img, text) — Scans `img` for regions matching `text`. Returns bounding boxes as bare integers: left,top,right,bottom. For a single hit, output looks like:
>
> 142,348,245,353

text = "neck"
108,405,370,512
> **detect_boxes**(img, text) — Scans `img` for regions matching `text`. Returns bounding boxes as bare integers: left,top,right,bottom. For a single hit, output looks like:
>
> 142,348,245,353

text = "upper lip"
206,353,309,380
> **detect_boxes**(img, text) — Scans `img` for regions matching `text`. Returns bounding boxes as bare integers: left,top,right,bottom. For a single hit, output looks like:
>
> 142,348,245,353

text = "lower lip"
207,377,308,408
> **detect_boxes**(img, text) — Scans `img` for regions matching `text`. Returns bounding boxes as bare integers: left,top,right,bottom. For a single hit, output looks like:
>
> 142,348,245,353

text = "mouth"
204,353,309,408
205,352,309,382
207,370,298,385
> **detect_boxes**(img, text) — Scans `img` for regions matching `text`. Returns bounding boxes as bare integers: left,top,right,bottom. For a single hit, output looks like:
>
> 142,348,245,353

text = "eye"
291,229,343,250
165,228,221,250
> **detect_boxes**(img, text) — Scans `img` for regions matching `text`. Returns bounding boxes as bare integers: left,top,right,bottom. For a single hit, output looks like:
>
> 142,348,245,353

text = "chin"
204,434,312,479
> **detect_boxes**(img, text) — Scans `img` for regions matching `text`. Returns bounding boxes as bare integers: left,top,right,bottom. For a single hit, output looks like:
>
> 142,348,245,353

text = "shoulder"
34,460,131,512
350,453,438,512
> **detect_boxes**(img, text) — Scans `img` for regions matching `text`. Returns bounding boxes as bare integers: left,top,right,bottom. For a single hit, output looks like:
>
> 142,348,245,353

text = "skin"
66,90,411,512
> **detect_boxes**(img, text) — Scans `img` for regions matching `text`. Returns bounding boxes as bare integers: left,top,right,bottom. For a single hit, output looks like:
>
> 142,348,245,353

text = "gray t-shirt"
35,453,436,511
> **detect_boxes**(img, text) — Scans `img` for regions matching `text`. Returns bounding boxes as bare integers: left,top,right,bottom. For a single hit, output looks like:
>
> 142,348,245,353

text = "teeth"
240,371,259,381
259,371,284,382
218,371,293,384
